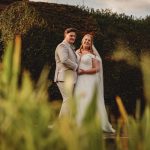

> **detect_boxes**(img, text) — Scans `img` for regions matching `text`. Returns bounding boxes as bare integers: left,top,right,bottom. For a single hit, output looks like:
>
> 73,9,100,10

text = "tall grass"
1,36,150,150
0,35,55,150
113,43,150,150
0,35,105,150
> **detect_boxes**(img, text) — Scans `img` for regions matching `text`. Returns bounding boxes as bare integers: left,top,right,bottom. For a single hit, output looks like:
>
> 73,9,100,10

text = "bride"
74,34,115,133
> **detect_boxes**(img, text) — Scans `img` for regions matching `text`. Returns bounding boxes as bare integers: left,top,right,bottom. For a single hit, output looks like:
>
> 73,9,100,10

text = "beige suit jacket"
54,40,78,84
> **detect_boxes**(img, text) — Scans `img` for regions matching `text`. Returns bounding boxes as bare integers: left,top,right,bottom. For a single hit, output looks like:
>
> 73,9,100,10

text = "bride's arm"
78,58,100,75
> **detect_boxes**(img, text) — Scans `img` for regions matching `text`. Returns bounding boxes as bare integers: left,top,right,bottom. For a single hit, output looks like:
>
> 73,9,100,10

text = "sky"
30,0,150,18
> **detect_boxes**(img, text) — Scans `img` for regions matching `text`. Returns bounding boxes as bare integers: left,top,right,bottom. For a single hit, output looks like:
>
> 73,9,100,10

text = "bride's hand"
78,69,85,75
77,52,82,57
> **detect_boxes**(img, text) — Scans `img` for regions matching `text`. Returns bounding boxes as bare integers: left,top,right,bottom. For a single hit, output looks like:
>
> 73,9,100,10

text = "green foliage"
0,1,149,114
117,93,150,150
0,1,52,82
0,0,22,5
0,36,54,150
113,50,150,150
0,36,105,150
0,1,47,42
0,30,150,150
1,2,150,150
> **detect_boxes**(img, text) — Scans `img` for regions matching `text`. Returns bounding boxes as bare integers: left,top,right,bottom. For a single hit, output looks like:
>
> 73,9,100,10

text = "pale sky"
30,0,150,18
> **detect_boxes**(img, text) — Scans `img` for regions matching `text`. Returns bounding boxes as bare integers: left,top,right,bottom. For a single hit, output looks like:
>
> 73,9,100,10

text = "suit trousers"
57,81,75,118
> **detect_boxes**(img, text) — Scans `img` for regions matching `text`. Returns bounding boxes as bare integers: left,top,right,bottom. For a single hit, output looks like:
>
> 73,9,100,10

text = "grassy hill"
0,1,100,45
30,2,99,37
0,0,21,10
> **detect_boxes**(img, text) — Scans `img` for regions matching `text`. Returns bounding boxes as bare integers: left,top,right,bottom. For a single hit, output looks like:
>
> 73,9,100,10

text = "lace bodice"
77,53,101,70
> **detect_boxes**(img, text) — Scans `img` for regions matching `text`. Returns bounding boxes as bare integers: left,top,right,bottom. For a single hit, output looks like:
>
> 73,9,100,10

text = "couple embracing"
54,28,115,133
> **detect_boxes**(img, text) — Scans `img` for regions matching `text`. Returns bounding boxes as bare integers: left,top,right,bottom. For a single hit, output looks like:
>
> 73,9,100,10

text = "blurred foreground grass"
112,44,150,150
0,36,104,150
0,36,150,150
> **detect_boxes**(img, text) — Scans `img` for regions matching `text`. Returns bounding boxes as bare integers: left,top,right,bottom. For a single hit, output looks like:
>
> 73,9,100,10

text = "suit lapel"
70,45,77,59
62,41,77,61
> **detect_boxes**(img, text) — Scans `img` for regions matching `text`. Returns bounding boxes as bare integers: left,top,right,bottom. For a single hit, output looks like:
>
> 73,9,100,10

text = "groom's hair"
64,28,77,36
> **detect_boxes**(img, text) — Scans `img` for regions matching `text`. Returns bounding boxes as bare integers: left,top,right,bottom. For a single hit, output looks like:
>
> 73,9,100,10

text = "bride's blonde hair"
79,34,94,54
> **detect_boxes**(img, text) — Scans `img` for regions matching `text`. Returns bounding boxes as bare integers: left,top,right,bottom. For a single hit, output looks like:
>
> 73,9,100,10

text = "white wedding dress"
74,52,115,133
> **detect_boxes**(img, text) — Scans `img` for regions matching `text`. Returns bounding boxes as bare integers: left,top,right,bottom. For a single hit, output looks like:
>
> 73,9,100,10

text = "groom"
54,28,78,117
